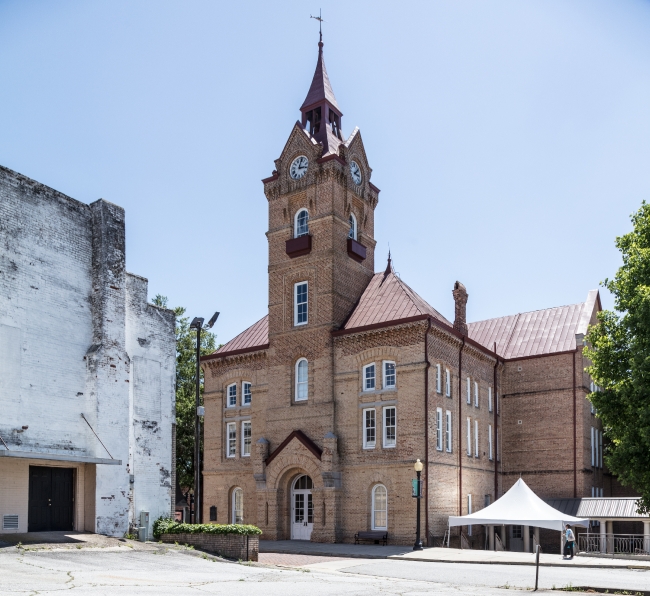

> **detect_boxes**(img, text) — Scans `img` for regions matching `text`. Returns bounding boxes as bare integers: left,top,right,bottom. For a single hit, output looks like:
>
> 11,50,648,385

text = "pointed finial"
384,249,392,276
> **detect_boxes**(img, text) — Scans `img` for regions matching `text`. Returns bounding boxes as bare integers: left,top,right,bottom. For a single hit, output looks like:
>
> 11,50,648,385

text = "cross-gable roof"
342,261,452,331
206,314,269,359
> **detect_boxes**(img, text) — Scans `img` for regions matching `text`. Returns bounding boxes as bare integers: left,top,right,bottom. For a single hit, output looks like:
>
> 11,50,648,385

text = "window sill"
363,445,376,450
293,399,309,405
383,444,396,449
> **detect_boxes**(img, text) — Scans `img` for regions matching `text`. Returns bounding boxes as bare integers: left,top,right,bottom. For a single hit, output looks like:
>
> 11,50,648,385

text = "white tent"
448,478,589,531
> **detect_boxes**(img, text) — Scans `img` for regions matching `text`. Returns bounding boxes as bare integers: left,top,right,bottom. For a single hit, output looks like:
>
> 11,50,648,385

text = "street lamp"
190,311,219,524
413,458,424,551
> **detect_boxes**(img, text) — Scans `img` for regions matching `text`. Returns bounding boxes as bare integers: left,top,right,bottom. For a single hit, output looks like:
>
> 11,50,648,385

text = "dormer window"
348,213,357,240
295,209,309,238
305,107,321,136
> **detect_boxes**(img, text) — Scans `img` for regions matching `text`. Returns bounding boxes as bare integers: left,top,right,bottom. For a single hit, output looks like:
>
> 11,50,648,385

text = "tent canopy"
448,478,590,532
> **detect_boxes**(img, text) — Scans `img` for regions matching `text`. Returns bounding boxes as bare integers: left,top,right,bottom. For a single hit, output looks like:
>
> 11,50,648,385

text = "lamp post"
190,311,219,524
413,458,424,551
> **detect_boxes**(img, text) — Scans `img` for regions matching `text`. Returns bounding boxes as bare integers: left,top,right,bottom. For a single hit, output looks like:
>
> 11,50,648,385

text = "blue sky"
1,0,649,345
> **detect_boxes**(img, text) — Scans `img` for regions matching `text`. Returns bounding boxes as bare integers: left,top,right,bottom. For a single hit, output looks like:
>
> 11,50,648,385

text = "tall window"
445,369,451,397
488,424,493,460
348,213,357,240
599,431,603,468
383,361,396,389
363,363,376,391
242,421,251,457
488,387,492,412
372,484,387,530
445,411,452,452
466,377,471,404
474,420,479,457
243,382,252,406
436,364,441,393
294,282,308,326
232,488,243,524
383,406,396,448
294,209,309,237
227,383,237,408
467,417,472,455
226,422,236,458
474,381,479,408
591,427,595,467
363,408,376,449
436,408,443,451
295,358,308,401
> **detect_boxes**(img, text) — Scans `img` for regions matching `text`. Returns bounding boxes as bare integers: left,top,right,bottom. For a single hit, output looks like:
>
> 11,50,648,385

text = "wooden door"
28,467,74,532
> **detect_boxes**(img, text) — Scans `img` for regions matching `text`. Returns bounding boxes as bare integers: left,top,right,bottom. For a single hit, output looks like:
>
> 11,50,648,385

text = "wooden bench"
354,530,388,546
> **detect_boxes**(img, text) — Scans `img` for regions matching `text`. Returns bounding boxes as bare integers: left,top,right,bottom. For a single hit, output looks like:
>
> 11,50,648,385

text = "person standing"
564,524,576,559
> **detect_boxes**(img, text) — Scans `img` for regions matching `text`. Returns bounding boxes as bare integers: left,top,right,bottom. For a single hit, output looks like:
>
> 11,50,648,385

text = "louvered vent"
3,514,18,530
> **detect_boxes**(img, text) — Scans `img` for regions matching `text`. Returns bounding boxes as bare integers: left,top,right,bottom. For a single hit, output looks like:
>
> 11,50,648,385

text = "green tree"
585,203,650,514
153,295,217,490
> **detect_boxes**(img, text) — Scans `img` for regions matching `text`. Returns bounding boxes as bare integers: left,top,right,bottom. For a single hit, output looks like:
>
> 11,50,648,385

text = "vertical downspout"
458,336,465,517
573,350,577,498
493,342,498,500
424,317,432,545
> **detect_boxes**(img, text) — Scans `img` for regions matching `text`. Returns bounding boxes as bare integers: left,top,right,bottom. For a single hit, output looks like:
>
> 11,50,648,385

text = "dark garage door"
28,466,74,532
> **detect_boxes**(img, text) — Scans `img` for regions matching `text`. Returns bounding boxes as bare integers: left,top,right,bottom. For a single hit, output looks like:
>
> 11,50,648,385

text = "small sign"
411,478,421,498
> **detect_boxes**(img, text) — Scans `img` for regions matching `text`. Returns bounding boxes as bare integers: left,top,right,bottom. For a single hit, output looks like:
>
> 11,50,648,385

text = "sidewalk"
260,541,650,569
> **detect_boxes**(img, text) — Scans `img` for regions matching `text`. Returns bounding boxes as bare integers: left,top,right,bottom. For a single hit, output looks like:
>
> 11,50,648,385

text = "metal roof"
214,314,268,355
300,40,340,112
343,261,452,330
546,498,647,519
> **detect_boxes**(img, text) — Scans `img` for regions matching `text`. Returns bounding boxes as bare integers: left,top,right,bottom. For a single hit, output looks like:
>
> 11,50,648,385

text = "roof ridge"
469,301,585,326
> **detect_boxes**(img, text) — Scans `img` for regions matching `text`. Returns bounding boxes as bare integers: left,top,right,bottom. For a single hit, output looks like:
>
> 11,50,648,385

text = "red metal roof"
468,303,585,359
344,263,452,330
214,315,268,355
300,41,340,112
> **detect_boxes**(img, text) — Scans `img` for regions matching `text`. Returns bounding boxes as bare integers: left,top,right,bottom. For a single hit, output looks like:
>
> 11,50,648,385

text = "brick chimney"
453,281,468,336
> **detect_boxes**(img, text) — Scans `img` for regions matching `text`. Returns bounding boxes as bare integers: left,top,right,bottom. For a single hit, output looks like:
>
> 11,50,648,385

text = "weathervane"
310,9,324,42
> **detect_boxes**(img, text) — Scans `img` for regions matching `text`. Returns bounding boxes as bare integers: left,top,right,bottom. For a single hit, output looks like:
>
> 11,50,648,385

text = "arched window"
232,488,243,524
348,213,357,240
294,209,309,238
295,358,308,401
372,484,387,530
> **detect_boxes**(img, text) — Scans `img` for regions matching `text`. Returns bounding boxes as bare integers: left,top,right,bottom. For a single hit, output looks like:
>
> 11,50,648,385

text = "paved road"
1,546,648,595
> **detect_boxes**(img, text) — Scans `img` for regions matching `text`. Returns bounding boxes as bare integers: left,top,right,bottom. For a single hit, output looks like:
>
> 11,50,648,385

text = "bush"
152,516,262,540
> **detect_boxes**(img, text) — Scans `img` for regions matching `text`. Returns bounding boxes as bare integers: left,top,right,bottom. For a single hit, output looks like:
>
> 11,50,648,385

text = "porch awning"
448,478,589,532
0,449,121,465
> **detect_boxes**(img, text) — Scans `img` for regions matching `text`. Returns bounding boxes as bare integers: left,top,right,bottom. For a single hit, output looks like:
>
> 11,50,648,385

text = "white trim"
383,405,396,448
226,383,237,408
241,421,251,457
231,487,243,524
445,410,452,452
294,208,309,238
467,417,472,455
436,364,441,393
371,484,388,530
294,281,308,326
474,419,479,458
295,358,308,401
363,408,376,449
445,369,451,397
382,360,396,389
466,377,471,404
226,422,237,458
488,424,493,460
242,381,252,406
348,212,357,240
488,387,493,412
474,381,479,408
436,407,443,451
363,363,376,391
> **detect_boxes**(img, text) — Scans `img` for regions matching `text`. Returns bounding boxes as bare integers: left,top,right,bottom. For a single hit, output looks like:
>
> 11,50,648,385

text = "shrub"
152,516,262,540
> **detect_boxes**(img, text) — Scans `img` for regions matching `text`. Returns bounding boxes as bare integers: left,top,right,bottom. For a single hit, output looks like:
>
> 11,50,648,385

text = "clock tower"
260,33,379,482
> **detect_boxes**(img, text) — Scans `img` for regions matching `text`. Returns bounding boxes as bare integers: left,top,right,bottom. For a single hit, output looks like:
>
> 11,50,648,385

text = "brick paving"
259,553,352,567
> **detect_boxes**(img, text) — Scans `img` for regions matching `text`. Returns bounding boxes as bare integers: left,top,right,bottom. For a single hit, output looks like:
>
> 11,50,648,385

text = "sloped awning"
449,479,589,532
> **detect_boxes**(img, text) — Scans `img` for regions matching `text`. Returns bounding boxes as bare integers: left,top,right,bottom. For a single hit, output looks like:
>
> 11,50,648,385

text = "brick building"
201,37,614,548
0,166,176,538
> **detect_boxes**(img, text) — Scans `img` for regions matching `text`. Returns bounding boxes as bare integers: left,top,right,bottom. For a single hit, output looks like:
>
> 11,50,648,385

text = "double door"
291,489,313,540
28,466,74,532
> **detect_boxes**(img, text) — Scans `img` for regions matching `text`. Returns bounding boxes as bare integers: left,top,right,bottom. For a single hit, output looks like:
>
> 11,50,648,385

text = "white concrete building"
0,165,176,538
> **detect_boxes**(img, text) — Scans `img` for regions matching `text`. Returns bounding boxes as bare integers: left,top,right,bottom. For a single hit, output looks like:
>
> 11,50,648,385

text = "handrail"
578,532,650,556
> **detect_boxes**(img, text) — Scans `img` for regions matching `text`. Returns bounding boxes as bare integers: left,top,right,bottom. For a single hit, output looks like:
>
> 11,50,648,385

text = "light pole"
413,458,424,551
190,311,219,524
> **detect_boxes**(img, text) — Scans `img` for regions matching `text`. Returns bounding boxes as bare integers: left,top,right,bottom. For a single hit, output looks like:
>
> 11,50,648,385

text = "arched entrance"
291,474,313,540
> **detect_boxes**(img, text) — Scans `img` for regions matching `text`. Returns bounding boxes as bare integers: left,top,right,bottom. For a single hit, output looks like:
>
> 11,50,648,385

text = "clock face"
350,161,362,185
290,155,309,180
